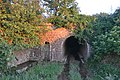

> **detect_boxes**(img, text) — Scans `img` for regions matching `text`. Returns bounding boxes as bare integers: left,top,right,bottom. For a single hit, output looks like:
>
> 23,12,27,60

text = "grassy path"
1,55,120,80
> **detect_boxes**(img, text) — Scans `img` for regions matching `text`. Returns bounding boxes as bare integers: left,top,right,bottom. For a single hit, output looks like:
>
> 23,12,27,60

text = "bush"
74,12,120,61
0,37,14,73
85,12,120,61
0,1,43,50
92,26,120,60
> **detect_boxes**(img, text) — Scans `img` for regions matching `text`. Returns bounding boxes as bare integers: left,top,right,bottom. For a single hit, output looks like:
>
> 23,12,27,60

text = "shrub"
92,26,120,60
0,1,43,50
84,12,120,61
74,12,120,61
0,37,14,73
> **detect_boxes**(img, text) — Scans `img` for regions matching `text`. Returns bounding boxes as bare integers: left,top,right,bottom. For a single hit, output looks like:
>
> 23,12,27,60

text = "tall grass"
0,62,63,80
0,61,120,80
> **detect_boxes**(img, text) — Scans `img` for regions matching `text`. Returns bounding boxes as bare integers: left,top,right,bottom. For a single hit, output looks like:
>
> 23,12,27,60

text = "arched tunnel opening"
64,36,82,61
62,36,90,79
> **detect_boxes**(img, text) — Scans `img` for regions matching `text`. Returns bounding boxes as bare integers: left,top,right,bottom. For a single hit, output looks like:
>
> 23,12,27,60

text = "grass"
0,55,120,80
88,63,120,80
69,63,82,80
87,54,120,80
0,62,63,80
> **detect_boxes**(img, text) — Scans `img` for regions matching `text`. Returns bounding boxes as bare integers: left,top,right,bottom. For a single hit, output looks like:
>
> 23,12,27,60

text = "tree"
86,11,120,61
42,0,80,29
112,8,120,26
73,14,95,41
0,0,45,49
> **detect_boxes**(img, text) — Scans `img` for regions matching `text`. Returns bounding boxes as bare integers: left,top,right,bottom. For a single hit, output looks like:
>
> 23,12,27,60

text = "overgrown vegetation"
1,61,120,80
0,0,45,72
89,10,120,61
0,0,45,50
73,9,120,61
0,62,63,80
0,0,120,79
0,37,14,74
42,0,80,29
73,8,120,79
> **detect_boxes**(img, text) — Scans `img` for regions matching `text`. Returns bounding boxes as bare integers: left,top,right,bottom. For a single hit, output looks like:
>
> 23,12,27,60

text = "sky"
76,0,120,15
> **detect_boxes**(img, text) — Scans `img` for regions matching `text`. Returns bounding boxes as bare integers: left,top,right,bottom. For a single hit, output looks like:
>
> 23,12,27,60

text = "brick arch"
40,28,70,45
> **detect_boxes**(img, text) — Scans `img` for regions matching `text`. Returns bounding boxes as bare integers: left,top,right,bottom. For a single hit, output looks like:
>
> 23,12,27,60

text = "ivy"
0,1,44,49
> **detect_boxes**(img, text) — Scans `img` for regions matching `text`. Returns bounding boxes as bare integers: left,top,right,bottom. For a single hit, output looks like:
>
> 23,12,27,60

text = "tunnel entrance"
64,36,82,61
61,36,90,79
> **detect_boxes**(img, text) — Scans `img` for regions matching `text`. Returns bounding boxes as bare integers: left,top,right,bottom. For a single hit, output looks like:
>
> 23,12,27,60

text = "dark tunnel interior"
64,36,81,61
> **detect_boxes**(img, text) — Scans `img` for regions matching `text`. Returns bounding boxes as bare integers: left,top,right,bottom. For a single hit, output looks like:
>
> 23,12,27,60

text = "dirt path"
57,63,70,80
57,60,89,80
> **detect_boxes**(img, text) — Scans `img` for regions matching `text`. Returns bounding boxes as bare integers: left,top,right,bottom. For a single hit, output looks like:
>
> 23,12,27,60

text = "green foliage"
89,64,120,80
43,0,80,29
89,11,120,60
74,14,95,41
0,37,14,73
93,26,120,60
0,1,45,72
1,61,120,80
112,8,120,26
74,9,120,61
70,63,82,80
0,62,63,80
0,1,43,49
87,56,120,80
92,13,114,35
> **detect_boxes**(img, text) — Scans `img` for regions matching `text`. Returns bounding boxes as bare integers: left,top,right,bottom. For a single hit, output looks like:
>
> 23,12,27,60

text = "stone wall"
8,39,65,67
50,38,65,62
8,35,72,67
8,49,31,67
8,46,45,67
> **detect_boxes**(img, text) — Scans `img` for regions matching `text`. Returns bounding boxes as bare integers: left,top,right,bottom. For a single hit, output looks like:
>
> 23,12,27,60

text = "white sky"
76,0,120,15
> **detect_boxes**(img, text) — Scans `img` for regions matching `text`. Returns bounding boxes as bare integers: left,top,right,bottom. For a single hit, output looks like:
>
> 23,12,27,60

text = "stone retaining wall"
8,40,65,67
8,36,72,67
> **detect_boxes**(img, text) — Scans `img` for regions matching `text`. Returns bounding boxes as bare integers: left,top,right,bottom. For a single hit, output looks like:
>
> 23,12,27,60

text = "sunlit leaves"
43,0,80,29
0,1,43,49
